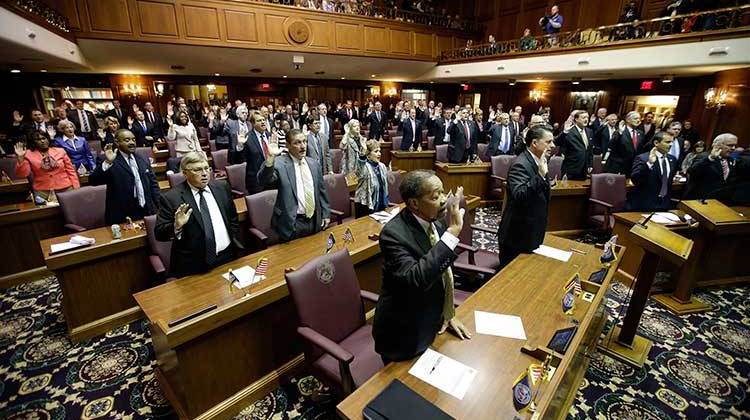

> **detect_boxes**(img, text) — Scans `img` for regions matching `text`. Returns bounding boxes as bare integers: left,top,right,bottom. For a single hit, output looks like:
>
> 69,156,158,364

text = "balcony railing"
440,5,750,62
252,0,482,33
1,0,71,35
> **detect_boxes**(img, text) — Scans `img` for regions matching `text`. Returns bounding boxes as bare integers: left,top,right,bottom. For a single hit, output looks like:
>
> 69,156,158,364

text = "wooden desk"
338,234,623,419
434,162,491,199
40,225,151,342
379,140,392,166
390,150,436,172
0,202,65,285
0,180,31,205
135,197,480,420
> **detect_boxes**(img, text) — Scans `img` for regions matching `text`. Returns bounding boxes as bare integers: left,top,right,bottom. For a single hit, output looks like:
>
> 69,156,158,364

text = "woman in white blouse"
167,111,201,156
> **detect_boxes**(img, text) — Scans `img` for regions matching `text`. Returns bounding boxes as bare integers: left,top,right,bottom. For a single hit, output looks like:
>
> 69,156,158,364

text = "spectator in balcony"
488,35,498,55
464,39,474,57
519,28,537,51
539,4,563,45
613,0,641,40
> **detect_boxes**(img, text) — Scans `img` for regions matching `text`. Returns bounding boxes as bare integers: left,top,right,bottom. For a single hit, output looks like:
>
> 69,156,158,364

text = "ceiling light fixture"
10,69,20,73
572,77,581,85
282,75,287,78
508,79,516,86
341,77,345,80
214,72,220,76
40,69,47,73
661,74,674,83
371,74,376,78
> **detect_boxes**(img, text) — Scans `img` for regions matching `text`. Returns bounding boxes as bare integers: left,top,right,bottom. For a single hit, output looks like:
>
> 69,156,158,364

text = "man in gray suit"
306,119,333,176
259,129,331,242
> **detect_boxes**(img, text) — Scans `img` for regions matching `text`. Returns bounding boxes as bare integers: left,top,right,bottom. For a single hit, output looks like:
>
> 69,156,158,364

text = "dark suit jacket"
107,108,129,129
130,120,155,147
447,120,478,163
589,118,604,132
372,210,458,361
399,118,423,150
603,127,644,177
337,108,355,126
231,124,267,194
593,124,619,156
155,180,243,278
258,154,331,242
488,124,515,156
497,149,550,253
88,152,160,224
560,126,594,180
367,111,387,140
638,123,657,144
627,152,678,211
67,109,99,136
430,117,448,146
143,110,164,139
684,155,737,201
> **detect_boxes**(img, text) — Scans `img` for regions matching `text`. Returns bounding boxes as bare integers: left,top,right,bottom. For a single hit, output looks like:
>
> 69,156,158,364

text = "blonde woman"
354,139,389,217
339,119,366,176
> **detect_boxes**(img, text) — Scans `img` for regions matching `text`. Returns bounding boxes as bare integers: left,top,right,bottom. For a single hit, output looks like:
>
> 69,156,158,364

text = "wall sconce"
370,86,381,96
124,83,142,98
206,84,216,92
154,83,164,97
704,88,728,109
529,89,544,102
385,87,398,96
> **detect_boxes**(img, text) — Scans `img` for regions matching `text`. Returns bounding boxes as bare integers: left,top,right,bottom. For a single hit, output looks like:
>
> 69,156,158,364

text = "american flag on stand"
255,257,269,277
528,364,544,385
326,233,336,254
343,227,354,244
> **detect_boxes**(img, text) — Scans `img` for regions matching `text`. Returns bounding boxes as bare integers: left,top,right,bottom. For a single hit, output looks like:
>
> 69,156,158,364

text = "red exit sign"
640,80,654,90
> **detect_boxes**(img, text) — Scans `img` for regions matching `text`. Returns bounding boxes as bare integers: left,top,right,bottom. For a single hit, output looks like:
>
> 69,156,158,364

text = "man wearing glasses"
156,152,243,277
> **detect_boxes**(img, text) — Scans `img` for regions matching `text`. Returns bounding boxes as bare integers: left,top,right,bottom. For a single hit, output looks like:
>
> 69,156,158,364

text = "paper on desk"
50,241,82,253
222,265,259,288
408,348,477,400
643,212,682,224
533,245,572,262
70,235,95,245
369,206,401,224
474,311,527,340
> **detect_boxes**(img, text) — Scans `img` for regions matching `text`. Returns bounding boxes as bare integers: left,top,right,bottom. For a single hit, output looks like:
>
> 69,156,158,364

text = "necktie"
376,111,381,121
36,122,41,131
502,126,509,153
463,122,471,149
148,112,154,123
141,122,147,132
117,109,122,119
80,110,90,132
260,133,269,158
300,159,315,218
721,159,730,180
198,189,217,265
580,128,589,148
659,156,669,198
128,155,146,207
631,129,638,150
348,109,351,119
427,224,455,322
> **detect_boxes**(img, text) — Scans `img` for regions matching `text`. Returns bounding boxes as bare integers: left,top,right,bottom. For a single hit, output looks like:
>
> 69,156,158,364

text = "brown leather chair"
167,172,186,188
331,149,343,174
391,136,402,151
477,143,490,162
166,140,177,158
144,215,176,282
245,189,280,249
435,144,449,162
325,173,354,225
589,173,626,232
489,155,515,200
285,249,382,395
427,136,435,150
386,170,403,204
0,158,19,180
548,156,563,180
135,147,153,163
199,126,210,141
592,154,603,174
208,139,217,152
212,149,229,177
57,185,107,232
225,163,247,198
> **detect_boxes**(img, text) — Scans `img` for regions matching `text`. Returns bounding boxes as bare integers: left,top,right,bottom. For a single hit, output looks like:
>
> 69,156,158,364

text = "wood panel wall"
47,0,471,61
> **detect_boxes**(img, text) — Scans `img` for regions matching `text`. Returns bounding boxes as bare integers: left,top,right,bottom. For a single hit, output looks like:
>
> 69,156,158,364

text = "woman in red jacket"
15,131,79,201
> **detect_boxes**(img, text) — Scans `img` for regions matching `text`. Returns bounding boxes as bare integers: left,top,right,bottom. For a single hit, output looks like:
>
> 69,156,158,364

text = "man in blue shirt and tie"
488,113,516,156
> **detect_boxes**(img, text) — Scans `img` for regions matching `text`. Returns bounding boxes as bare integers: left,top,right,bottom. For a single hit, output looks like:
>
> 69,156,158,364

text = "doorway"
621,95,679,129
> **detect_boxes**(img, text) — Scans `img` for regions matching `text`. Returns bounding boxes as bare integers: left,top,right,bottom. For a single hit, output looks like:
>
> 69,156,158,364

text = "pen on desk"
429,355,442,375
569,247,587,255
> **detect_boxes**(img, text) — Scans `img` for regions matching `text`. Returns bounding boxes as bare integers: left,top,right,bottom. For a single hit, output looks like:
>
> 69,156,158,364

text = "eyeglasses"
186,166,211,173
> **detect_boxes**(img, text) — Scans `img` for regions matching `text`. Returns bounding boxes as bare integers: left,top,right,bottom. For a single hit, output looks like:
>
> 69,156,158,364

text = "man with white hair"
317,103,334,147
589,107,608,132
603,111,643,177
685,133,740,202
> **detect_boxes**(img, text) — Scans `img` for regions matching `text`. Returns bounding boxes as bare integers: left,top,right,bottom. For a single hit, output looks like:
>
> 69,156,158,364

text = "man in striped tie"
259,129,331,242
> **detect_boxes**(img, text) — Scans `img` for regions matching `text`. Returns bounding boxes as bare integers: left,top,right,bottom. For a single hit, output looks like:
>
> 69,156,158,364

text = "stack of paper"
533,245,572,262
222,265,260,288
369,207,401,224
50,235,95,253
643,212,682,224
408,348,478,400
474,311,527,340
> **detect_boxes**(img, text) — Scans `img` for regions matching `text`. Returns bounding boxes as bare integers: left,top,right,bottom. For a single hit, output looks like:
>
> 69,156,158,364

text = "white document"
50,241,82,254
408,348,478,400
643,212,682,224
474,311,527,340
222,265,259,288
369,207,401,224
70,235,95,245
533,245,572,262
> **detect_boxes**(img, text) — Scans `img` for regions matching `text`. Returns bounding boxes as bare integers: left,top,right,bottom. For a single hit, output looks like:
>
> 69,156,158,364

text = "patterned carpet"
0,207,748,419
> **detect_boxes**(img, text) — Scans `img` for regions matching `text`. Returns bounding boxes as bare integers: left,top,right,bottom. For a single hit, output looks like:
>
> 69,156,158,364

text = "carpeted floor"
1,206,748,419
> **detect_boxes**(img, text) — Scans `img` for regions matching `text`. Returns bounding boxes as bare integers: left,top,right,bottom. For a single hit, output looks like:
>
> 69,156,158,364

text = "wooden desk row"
338,234,624,419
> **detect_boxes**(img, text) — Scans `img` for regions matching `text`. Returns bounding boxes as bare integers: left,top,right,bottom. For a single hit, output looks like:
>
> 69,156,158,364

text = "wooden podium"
652,200,750,314
599,220,693,367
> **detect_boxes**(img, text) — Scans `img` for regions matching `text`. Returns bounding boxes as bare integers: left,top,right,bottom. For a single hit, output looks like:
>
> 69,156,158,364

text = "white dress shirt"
291,155,314,215
646,150,671,176
189,184,231,254
413,213,459,251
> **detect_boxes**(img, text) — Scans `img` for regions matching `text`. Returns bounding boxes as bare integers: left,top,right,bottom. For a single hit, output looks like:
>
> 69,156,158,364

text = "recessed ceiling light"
508,79,516,85
214,72,220,76
661,75,674,83
283,75,287,78
430,81,434,84
10,69,20,73
40,69,47,72
371,74,376,78
341,77,345,80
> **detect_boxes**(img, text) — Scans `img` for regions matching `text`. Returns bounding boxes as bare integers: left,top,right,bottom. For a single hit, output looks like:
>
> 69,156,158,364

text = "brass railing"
253,0,482,33
440,5,750,62
3,0,70,33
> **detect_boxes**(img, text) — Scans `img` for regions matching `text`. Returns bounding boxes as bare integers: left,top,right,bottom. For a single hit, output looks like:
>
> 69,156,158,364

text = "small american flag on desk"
343,227,354,244
326,233,336,254
254,257,269,277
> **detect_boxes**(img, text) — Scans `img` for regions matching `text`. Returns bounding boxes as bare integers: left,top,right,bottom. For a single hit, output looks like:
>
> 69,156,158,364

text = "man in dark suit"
684,133,740,202
603,111,644,177
373,170,471,363
129,111,155,147
399,108,423,151
155,152,243,278
447,109,477,163
259,129,330,242
560,111,594,180
88,129,160,225
107,99,129,129
627,131,679,211
510,111,525,138
11,109,52,139
429,107,450,147
68,100,99,141
367,102,387,140
665,121,687,169
488,113,515,156
143,102,164,140
231,109,269,194
637,111,656,145
497,126,554,269
588,107,607,132
336,101,355,126
593,114,619,156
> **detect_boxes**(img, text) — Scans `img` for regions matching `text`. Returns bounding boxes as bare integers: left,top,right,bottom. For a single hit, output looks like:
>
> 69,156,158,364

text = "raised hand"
648,147,658,165
709,143,722,160
166,116,174,126
220,109,228,121
103,143,117,163
174,203,193,231
267,137,281,157
97,128,105,139
208,111,215,122
132,103,139,112
14,142,27,160
445,186,465,237
538,158,549,177
12,110,23,124
166,102,174,117
127,116,134,127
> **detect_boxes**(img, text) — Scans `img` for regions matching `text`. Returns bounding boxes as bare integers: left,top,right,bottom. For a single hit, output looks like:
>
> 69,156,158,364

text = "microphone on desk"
640,211,656,228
